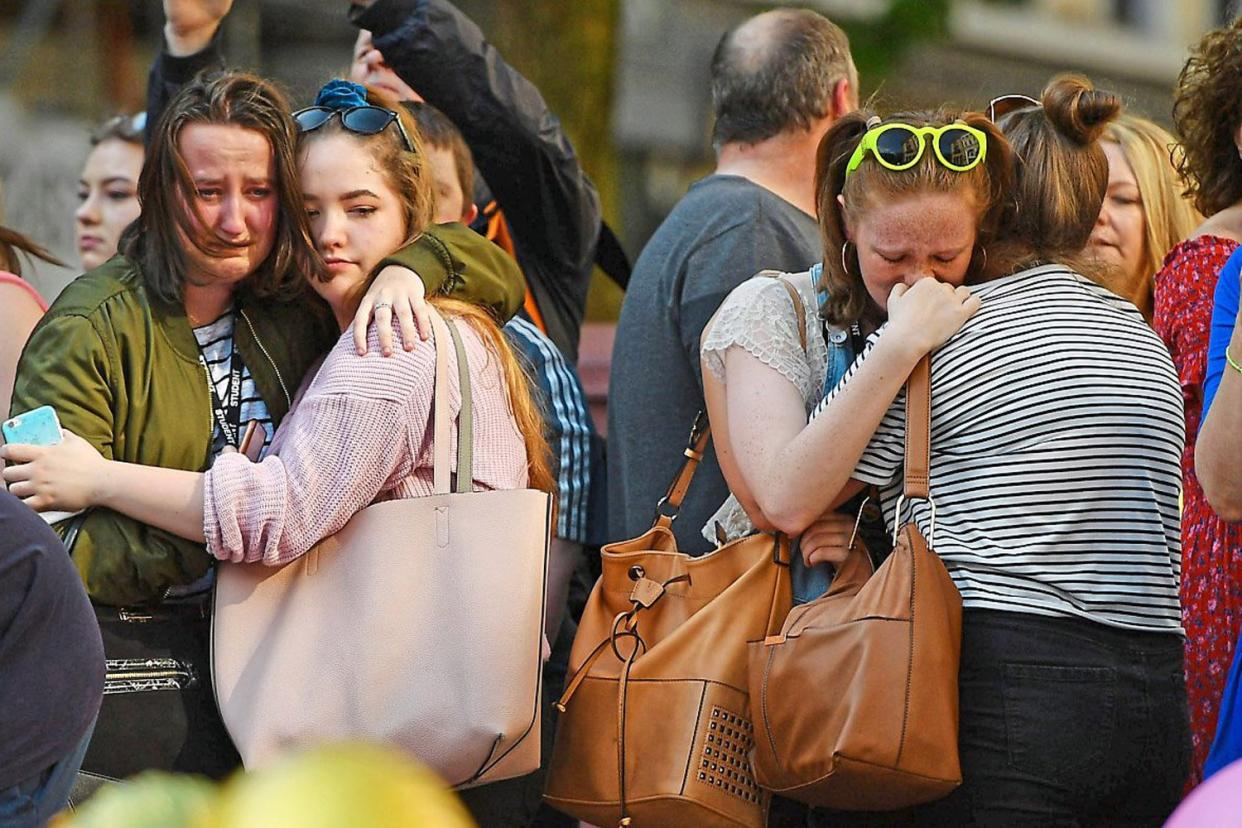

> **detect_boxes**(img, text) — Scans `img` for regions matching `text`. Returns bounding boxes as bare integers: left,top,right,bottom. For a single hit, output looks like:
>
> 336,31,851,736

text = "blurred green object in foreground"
62,743,476,828
58,772,216,828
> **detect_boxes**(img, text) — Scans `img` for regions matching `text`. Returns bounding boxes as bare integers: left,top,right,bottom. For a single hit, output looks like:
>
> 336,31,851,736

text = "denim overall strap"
811,262,859,394
793,265,889,603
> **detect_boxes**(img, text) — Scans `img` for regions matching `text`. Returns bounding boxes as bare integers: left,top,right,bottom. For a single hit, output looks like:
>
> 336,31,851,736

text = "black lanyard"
848,321,865,356
199,333,243,448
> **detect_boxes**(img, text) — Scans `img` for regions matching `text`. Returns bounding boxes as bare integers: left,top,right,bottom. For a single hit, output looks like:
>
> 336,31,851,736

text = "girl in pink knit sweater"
3,82,554,564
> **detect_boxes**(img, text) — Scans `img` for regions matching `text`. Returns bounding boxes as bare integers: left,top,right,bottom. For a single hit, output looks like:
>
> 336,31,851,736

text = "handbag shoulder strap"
904,355,931,499
759,271,808,352
655,271,809,530
653,412,711,530
429,308,475,495
445,318,474,494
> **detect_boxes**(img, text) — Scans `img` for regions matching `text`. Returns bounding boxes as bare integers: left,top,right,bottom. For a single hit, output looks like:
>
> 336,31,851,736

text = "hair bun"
1040,73,1121,146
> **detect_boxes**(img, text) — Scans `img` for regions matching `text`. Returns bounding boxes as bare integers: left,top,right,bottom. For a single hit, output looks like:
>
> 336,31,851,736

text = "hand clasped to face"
848,189,980,311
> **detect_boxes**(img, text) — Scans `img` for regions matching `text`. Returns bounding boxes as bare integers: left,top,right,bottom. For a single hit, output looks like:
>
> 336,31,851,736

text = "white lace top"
700,269,829,543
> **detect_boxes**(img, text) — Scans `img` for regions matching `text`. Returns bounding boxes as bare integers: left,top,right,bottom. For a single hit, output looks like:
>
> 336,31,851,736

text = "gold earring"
841,242,854,276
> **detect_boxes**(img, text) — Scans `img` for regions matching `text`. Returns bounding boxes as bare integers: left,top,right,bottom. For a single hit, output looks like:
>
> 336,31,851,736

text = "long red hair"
429,297,554,495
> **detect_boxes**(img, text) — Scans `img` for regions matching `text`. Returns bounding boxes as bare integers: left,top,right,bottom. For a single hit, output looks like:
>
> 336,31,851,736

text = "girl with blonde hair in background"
1088,112,1201,322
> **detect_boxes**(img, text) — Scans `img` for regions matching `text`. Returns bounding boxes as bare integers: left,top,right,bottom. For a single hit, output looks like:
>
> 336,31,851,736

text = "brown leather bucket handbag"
544,417,792,827
747,356,964,811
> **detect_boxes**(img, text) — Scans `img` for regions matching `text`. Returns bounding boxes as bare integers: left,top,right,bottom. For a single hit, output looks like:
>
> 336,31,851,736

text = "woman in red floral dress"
1156,15,1242,788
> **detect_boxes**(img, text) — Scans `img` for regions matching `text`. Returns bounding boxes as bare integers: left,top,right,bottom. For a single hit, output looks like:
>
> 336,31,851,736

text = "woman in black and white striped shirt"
772,76,1190,824
838,265,1183,634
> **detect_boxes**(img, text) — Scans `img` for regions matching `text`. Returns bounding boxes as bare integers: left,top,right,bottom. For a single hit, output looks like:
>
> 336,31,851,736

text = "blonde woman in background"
1089,113,1201,322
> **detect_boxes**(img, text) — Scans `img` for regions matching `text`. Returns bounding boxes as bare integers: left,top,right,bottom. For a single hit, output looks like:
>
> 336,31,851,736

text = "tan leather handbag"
544,418,791,827
211,308,551,789
747,355,963,810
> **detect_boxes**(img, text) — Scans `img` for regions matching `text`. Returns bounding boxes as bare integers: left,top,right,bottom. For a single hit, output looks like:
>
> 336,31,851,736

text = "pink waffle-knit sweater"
203,320,528,566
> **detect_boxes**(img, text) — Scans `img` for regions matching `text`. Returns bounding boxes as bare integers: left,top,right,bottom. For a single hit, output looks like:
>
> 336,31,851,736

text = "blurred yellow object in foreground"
63,743,476,828
211,743,476,828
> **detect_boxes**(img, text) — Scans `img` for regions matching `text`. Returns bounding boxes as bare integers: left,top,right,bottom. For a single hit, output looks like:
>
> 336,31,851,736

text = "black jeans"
804,610,1190,828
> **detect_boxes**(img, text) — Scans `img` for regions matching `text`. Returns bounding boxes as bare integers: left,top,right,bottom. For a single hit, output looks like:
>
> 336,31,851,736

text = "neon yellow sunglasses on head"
845,122,988,178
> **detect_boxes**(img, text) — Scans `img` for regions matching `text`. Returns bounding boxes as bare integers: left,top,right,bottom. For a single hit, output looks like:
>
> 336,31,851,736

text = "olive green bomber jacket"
10,223,524,606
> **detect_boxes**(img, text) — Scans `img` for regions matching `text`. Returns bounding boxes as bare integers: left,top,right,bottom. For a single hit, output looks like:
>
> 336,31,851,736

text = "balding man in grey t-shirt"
608,9,859,553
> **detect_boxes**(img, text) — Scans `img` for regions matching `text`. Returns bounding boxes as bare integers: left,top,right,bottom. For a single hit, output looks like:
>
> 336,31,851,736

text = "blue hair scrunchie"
314,79,369,111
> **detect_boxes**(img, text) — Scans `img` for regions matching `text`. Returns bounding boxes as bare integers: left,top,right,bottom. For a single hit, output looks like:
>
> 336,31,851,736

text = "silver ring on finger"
374,301,393,311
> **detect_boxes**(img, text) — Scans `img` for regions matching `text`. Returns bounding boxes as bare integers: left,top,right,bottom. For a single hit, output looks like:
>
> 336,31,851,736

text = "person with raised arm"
7,67,523,784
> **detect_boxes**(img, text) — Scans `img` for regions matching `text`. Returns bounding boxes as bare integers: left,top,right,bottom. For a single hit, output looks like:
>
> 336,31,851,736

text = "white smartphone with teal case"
2,406,82,525
2,405,63,447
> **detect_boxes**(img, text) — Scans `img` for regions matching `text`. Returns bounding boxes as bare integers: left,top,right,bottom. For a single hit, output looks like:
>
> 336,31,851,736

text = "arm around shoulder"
377,223,524,322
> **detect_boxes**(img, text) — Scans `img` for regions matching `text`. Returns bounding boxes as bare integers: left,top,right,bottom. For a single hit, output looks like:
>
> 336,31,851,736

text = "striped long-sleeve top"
818,265,1184,634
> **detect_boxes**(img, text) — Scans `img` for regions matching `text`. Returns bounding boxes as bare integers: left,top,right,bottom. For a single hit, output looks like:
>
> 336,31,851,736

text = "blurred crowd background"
1,0,1237,315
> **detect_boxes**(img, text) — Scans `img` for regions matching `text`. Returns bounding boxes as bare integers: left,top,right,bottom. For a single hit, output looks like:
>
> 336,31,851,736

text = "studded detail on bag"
696,706,761,803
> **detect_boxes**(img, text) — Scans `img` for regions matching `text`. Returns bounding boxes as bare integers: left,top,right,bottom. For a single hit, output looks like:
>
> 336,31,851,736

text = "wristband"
1228,346,1242,376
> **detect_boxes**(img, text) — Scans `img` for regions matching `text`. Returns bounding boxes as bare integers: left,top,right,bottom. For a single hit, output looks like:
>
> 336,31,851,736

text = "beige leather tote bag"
212,308,552,788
